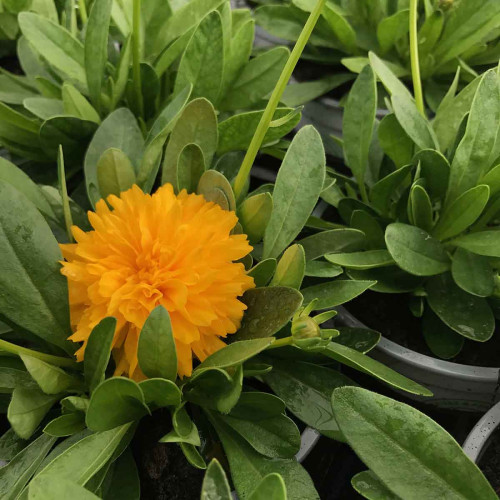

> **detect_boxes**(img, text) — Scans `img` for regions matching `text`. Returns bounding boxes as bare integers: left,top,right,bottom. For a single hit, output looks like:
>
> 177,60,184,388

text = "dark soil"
346,291,500,367
131,409,205,500
479,431,500,494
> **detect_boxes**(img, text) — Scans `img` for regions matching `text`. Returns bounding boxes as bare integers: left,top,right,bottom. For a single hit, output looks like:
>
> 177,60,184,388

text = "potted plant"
310,45,500,409
331,386,497,499
0,3,435,497
0,0,299,175
251,0,500,155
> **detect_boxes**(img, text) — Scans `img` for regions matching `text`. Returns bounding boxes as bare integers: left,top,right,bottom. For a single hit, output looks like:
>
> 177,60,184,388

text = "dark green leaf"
301,281,376,310
351,470,399,500
139,378,181,408
452,230,500,257
325,250,394,270
248,259,277,287
334,327,381,353
43,413,85,437
378,113,413,168
452,248,494,297
422,309,464,360
298,229,365,260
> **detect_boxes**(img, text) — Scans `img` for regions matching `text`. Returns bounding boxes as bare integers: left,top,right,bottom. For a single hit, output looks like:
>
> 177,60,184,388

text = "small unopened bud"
292,316,321,340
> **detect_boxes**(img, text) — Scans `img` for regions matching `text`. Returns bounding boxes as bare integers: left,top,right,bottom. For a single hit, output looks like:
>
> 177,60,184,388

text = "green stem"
232,0,326,199
132,0,144,124
409,0,425,116
78,0,88,24
57,146,74,243
267,336,294,349
0,339,79,369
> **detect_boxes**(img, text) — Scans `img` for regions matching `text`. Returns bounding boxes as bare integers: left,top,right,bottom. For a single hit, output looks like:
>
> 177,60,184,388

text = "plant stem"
266,336,294,349
0,339,79,369
409,0,425,116
58,146,74,243
232,0,326,199
78,0,88,24
132,0,144,124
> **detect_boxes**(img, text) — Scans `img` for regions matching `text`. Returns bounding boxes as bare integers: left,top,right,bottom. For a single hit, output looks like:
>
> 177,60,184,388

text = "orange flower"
60,184,254,379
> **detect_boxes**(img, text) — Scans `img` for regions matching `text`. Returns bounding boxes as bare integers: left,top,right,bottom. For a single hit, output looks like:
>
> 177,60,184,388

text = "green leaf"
96,148,136,199
138,305,177,381
99,448,140,500
346,267,423,293
29,477,100,500
220,47,289,112
451,248,494,297
23,97,64,120
139,378,181,409
368,52,413,101
249,474,287,500
385,223,450,276
270,244,305,289
111,35,132,109
298,228,365,260
86,378,149,431
392,94,438,150
446,70,500,203
248,259,277,287
0,433,56,500
0,181,71,351
217,108,299,156
0,428,29,461
334,327,381,353
223,18,254,91
343,65,376,200
325,250,394,270
264,358,354,440
201,459,231,500
238,193,273,244
377,9,409,53
19,12,86,87
84,317,116,393
0,157,54,218
177,143,205,193
321,3,357,52
351,470,399,500
370,164,412,216
197,169,235,210
378,114,413,168
452,230,500,257
301,281,376,310
174,10,224,104
305,260,343,278
426,273,495,341
39,116,98,160
32,424,131,486
196,338,273,372
263,126,325,259
84,0,112,111
422,309,464,360
62,83,100,124
20,355,81,395
85,108,144,207
209,413,319,500
153,0,226,56
180,442,207,469
43,413,85,437
317,343,432,396
233,287,303,341
332,386,497,499
8,386,59,439
220,410,301,459
162,98,218,188
413,149,450,200
409,184,433,233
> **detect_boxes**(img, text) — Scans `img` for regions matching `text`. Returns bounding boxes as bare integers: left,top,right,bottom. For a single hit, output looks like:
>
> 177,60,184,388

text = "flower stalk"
409,0,425,116
232,0,327,199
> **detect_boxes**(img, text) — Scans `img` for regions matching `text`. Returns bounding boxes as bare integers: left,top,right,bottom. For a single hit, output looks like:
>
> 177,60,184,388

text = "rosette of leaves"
0,113,438,498
317,53,500,359
253,0,500,109
0,0,298,166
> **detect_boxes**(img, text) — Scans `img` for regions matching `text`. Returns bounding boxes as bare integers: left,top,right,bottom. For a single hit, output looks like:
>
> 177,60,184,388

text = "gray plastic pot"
463,401,500,463
337,307,500,412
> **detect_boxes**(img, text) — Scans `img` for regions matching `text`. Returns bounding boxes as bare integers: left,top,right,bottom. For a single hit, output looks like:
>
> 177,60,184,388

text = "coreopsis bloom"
60,184,254,379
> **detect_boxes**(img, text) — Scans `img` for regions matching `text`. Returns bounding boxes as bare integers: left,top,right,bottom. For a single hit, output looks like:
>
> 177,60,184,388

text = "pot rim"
336,306,500,384
463,401,500,463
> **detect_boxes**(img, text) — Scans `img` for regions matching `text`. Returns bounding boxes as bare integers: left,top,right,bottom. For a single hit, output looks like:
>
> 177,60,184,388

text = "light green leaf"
84,0,112,111
249,474,287,500
263,126,325,259
299,229,366,261
97,148,136,199
385,223,450,276
301,281,376,310
452,230,500,257
43,413,85,437
377,9,409,53
177,143,205,193
238,192,272,244
351,470,399,500
332,387,496,499
84,317,116,393
62,83,100,123
325,250,394,270
139,378,181,409
138,306,177,381
29,477,100,500
270,244,305,289
201,459,231,500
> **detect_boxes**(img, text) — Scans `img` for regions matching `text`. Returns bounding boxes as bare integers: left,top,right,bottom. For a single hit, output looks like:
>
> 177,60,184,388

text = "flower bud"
292,315,321,340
